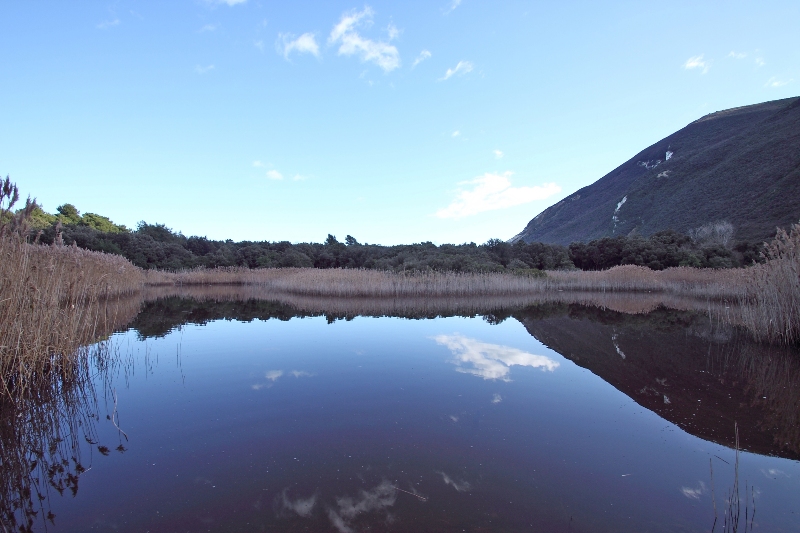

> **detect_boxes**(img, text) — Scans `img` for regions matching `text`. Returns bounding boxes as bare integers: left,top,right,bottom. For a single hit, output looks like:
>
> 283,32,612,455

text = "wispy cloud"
97,18,120,29
266,170,284,180
493,149,504,159
252,160,266,168
434,334,559,380
680,482,707,500
436,172,560,219
199,24,217,33
439,60,473,80
254,40,264,51
412,49,431,68
280,490,317,518
438,471,470,492
444,0,463,14
278,32,320,59
451,130,461,138
765,76,792,88
491,393,502,404
683,54,709,74
327,480,397,533
291,174,309,181
265,370,283,381
728,51,747,59
755,57,765,67
195,64,215,74
208,0,247,6
328,7,400,72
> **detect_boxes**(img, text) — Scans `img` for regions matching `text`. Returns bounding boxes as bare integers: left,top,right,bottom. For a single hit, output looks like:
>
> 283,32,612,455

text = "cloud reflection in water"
434,334,559,380
280,490,317,518
327,480,397,533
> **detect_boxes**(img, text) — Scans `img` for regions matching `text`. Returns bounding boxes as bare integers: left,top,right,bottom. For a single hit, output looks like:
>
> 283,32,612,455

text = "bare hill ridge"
512,96,800,245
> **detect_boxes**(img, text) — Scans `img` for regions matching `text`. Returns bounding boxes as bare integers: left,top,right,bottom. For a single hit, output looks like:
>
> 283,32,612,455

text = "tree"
56,203,81,225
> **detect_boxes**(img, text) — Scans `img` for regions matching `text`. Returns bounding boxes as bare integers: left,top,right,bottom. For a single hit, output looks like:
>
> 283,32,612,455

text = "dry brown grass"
148,264,752,299
0,237,143,401
739,223,800,345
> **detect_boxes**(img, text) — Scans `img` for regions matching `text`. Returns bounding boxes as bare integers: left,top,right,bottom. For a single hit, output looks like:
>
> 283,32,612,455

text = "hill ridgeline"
512,96,800,245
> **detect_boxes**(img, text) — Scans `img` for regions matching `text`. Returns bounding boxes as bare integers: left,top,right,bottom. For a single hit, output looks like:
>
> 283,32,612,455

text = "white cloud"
412,49,431,68
761,468,789,478
252,160,265,168
265,370,283,381
451,130,461,137
683,54,709,74
291,370,314,377
254,40,264,51
266,170,284,180
444,0,463,14
208,0,247,5
491,393,502,404
328,7,400,72
97,18,120,29
436,172,560,219
199,24,217,33
386,23,400,40
291,174,309,181
281,490,316,517
728,51,747,59
278,32,320,59
438,471,470,492
195,64,215,74
680,482,706,500
493,149,504,159
434,334,559,380
755,57,765,67
327,480,396,533
765,76,792,88
439,60,473,80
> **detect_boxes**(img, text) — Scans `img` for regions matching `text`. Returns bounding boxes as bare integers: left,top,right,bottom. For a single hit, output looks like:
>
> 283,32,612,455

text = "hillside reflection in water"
2,290,799,532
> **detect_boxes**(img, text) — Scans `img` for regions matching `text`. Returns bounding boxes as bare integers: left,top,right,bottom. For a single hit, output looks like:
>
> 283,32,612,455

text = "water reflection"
0,343,126,532
120,290,799,458
2,288,798,532
434,334,559,380
513,304,800,459
327,480,397,533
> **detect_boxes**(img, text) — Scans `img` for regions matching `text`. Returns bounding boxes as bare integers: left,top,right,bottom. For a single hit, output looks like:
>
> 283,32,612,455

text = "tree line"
27,203,762,272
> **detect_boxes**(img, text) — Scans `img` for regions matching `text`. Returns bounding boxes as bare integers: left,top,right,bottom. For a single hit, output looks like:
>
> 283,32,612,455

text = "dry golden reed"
0,237,143,401
739,223,800,345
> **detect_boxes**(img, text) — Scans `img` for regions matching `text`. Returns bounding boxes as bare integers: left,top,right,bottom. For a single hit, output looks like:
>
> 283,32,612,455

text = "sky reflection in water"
27,311,800,533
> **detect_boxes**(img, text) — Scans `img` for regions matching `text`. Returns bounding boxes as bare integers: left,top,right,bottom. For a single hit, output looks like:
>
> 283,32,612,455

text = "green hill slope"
513,96,800,245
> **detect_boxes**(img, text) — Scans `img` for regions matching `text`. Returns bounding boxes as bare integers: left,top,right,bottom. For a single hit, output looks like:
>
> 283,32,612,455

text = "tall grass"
149,264,752,300
739,223,800,345
0,179,143,402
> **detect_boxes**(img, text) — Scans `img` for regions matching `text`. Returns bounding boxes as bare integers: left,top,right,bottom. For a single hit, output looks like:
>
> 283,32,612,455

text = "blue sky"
1,1,798,245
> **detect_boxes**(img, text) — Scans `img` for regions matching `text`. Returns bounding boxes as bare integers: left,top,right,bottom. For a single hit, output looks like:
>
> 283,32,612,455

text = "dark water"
4,297,800,532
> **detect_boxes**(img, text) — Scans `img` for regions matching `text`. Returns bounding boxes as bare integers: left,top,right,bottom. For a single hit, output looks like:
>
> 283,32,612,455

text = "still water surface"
9,298,800,532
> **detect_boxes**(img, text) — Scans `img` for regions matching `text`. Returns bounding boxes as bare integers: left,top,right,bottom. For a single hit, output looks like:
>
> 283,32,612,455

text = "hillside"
512,97,800,245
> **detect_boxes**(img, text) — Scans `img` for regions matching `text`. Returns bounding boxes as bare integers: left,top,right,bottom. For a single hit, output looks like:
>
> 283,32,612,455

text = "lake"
3,292,799,532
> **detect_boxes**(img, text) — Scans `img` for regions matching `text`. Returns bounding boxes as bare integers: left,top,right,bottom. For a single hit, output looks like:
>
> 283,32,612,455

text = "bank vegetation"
1,178,799,405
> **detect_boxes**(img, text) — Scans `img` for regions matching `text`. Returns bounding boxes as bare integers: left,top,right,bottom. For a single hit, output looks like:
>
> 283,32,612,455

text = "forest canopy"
25,203,762,272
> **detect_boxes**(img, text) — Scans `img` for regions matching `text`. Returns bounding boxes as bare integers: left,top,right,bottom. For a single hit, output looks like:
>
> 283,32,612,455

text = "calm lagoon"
8,297,800,532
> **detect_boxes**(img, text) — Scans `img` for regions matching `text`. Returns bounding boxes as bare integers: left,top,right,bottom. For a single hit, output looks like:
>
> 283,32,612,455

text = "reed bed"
0,237,144,401
121,232,800,346
140,284,734,320
739,224,800,346
151,263,752,299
